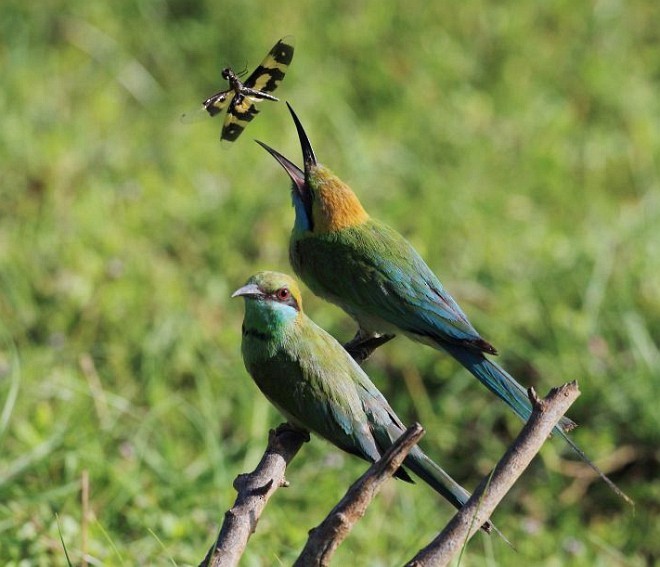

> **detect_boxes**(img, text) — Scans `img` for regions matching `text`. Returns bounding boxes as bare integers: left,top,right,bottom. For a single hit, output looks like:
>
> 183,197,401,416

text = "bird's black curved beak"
255,140,306,195
255,103,317,227
285,102,317,174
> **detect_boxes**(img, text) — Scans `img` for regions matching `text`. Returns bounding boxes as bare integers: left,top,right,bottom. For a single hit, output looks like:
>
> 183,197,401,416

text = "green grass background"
1,0,658,564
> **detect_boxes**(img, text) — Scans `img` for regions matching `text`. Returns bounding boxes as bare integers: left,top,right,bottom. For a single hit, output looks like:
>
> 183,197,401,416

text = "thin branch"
199,424,310,567
405,381,581,567
294,423,426,567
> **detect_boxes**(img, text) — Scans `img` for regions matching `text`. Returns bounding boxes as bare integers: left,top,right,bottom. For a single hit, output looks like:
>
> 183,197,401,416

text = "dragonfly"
199,36,294,142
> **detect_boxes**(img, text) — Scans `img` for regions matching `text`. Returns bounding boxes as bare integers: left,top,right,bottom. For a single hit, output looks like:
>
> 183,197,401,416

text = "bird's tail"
404,447,495,533
404,447,470,510
555,427,633,505
442,344,576,433
444,346,633,505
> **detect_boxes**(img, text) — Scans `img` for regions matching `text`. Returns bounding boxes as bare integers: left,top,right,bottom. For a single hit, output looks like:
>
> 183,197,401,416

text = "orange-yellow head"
256,103,368,234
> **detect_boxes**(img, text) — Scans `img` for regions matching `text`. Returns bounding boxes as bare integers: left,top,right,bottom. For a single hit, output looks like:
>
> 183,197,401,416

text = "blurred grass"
1,0,658,564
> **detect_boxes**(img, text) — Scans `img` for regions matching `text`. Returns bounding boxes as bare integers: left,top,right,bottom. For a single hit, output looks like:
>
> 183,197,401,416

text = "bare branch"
199,424,310,567
405,381,581,567
294,423,426,567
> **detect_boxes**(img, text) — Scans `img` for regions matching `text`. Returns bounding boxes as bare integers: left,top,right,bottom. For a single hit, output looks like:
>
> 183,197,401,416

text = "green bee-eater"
254,104,630,502
233,271,493,529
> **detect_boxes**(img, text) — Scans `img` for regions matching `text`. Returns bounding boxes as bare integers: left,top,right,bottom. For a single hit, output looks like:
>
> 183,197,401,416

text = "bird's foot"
272,422,311,442
343,331,395,364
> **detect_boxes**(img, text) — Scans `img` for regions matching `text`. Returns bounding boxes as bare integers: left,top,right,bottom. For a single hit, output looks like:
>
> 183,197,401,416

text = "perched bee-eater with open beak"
233,271,494,530
255,105,631,503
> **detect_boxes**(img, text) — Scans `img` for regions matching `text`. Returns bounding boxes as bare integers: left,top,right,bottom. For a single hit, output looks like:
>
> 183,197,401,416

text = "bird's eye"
276,288,290,301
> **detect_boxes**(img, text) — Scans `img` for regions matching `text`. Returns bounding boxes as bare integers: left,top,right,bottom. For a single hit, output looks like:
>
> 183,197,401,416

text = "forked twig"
294,423,426,566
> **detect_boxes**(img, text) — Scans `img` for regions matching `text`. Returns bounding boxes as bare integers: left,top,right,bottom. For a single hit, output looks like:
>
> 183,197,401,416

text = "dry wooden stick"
199,424,310,567
405,381,581,567
294,423,426,567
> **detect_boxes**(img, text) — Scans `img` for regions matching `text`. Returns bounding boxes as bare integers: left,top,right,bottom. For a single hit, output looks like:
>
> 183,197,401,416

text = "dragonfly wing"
180,104,210,124
221,95,259,142
203,90,234,117
243,36,294,94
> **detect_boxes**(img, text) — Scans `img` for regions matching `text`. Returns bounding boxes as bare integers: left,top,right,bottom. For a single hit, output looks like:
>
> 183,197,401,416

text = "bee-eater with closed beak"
254,104,631,503
233,271,494,530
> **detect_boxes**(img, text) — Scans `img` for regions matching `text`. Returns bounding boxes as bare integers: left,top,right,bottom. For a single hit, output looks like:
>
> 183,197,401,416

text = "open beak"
231,283,264,299
255,140,306,194
285,102,317,174
255,103,317,227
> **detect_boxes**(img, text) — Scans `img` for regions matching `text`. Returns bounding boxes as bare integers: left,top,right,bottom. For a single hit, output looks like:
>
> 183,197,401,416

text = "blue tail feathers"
443,345,633,505
443,345,576,434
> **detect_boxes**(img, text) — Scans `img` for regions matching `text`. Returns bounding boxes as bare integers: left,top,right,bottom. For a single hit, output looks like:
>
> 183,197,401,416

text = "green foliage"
1,0,658,564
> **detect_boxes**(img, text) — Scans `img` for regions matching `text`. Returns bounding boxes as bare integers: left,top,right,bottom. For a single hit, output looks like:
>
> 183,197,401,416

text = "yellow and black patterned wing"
203,89,234,117
243,36,295,95
220,37,295,142
180,88,233,124
221,95,260,142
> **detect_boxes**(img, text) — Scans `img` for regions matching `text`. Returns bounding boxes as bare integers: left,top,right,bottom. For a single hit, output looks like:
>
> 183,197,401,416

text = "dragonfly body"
203,68,279,117
201,37,294,142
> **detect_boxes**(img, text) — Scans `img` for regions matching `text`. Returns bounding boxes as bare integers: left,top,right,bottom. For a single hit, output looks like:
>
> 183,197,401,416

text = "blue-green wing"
246,322,383,463
292,220,491,350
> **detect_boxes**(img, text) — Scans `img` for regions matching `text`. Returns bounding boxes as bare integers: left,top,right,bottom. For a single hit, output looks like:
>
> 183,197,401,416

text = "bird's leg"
343,329,395,364
272,422,311,442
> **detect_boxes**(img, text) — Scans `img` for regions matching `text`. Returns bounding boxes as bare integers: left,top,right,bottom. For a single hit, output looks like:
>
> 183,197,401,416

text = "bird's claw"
343,331,395,364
